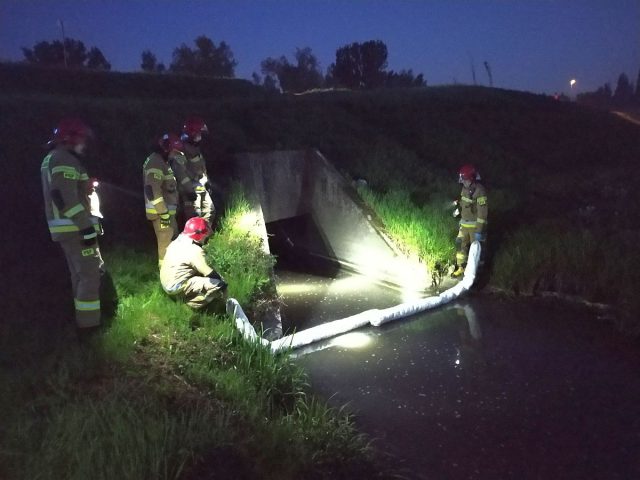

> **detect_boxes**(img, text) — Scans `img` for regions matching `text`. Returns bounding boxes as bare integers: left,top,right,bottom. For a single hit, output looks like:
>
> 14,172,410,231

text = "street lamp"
569,78,576,89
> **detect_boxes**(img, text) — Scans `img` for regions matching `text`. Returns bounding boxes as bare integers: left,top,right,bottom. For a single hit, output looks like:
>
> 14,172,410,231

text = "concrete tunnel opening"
229,149,480,351
232,149,435,337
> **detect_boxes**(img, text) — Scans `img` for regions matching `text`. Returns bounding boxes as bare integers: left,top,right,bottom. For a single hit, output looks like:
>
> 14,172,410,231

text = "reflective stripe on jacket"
459,182,488,232
169,150,197,198
183,142,208,180
143,151,179,220
41,148,99,242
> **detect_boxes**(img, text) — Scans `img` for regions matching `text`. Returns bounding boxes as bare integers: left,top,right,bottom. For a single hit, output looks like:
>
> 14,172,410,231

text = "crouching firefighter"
160,217,227,309
143,133,180,267
40,118,106,333
452,164,488,278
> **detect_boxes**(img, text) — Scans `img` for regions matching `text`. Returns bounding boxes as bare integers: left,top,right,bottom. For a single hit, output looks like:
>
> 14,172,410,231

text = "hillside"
3,65,640,332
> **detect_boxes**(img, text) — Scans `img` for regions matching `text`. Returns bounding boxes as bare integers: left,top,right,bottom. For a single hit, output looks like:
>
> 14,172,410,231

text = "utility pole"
58,19,68,68
469,53,477,86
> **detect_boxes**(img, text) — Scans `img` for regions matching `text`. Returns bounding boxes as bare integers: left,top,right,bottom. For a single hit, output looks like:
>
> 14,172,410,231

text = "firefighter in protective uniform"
160,217,227,309
180,116,215,225
143,133,181,267
40,118,105,330
452,164,488,278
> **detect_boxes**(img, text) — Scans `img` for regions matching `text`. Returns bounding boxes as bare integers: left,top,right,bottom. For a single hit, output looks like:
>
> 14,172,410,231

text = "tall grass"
206,185,276,306
357,185,457,285
0,187,388,479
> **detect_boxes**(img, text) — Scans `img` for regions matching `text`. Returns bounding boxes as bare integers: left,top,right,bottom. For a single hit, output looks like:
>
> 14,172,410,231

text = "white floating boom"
227,241,481,353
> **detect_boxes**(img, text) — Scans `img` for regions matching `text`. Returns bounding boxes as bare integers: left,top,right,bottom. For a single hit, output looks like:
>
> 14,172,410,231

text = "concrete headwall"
233,149,429,289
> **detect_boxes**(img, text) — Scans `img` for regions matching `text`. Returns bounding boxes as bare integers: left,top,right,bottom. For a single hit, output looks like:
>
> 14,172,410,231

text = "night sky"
1,0,638,95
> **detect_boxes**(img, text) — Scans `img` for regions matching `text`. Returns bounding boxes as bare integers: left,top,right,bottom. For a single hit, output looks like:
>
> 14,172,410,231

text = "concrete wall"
234,149,429,289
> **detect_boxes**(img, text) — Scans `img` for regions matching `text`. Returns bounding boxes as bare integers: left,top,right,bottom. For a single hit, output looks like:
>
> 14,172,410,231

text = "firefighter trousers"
179,276,225,309
195,190,215,225
151,216,177,267
59,237,105,328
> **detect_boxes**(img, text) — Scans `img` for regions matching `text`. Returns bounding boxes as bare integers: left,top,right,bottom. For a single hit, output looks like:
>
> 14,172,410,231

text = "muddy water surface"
277,268,640,480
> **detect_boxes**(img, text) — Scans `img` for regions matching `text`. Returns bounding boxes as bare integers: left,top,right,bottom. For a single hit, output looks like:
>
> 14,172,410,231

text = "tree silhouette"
86,47,111,70
141,50,165,73
22,38,110,69
170,36,237,77
330,40,388,89
386,69,426,88
635,68,640,103
613,73,634,106
260,47,323,93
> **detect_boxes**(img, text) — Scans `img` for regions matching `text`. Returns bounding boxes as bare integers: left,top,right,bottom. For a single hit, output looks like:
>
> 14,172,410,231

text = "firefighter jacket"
183,142,208,181
41,147,99,242
160,234,214,293
169,150,198,199
459,182,488,232
143,151,178,220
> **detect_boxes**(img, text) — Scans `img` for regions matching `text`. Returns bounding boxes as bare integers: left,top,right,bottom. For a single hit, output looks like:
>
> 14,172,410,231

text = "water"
277,268,640,480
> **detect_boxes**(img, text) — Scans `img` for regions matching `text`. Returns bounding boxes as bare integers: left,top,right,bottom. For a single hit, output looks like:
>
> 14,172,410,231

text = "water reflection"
299,297,640,480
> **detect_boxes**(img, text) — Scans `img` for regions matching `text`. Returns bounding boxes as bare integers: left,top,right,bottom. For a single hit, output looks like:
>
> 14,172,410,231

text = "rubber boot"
451,266,465,279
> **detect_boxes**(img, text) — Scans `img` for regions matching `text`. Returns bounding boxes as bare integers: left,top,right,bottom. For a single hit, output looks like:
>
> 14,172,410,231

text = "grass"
0,189,391,480
357,185,457,286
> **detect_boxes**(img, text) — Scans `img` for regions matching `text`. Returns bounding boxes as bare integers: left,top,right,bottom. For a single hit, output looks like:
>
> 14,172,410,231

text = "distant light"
569,79,577,87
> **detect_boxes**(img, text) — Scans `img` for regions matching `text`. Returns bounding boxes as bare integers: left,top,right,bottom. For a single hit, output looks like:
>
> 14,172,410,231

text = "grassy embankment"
2,63,640,477
0,187,386,479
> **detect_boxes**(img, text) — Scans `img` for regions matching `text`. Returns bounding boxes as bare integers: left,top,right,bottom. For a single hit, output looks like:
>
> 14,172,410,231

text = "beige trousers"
151,216,177,266
179,276,225,309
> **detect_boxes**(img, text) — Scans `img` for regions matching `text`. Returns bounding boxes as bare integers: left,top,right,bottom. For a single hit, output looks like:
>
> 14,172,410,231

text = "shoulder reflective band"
51,165,79,178
146,167,164,179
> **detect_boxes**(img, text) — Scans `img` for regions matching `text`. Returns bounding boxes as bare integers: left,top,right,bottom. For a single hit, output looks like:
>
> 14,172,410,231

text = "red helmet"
459,164,480,183
182,116,209,142
51,118,93,146
183,217,211,242
158,133,183,153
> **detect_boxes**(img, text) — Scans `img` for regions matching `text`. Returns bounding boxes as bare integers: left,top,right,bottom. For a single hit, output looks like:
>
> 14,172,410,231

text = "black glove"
208,270,223,281
159,212,171,227
80,226,97,246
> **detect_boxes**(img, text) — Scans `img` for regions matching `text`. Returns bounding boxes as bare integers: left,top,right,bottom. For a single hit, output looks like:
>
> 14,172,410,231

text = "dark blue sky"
2,0,638,95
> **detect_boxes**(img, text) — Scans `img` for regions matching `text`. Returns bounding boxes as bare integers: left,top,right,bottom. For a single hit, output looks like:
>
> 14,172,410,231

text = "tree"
170,35,237,77
260,47,323,93
330,40,388,89
386,69,426,88
613,73,634,106
141,49,165,73
22,38,110,69
635,68,640,103
576,83,612,108
86,47,111,70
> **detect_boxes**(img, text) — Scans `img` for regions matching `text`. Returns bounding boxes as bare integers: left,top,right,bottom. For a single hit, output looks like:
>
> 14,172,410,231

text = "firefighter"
143,133,181,267
160,217,227,309
181,116,215,225
452,164,488,278
40,118,105,332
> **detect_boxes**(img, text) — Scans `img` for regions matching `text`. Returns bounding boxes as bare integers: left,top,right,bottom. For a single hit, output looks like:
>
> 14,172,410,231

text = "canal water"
275,267,640,480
